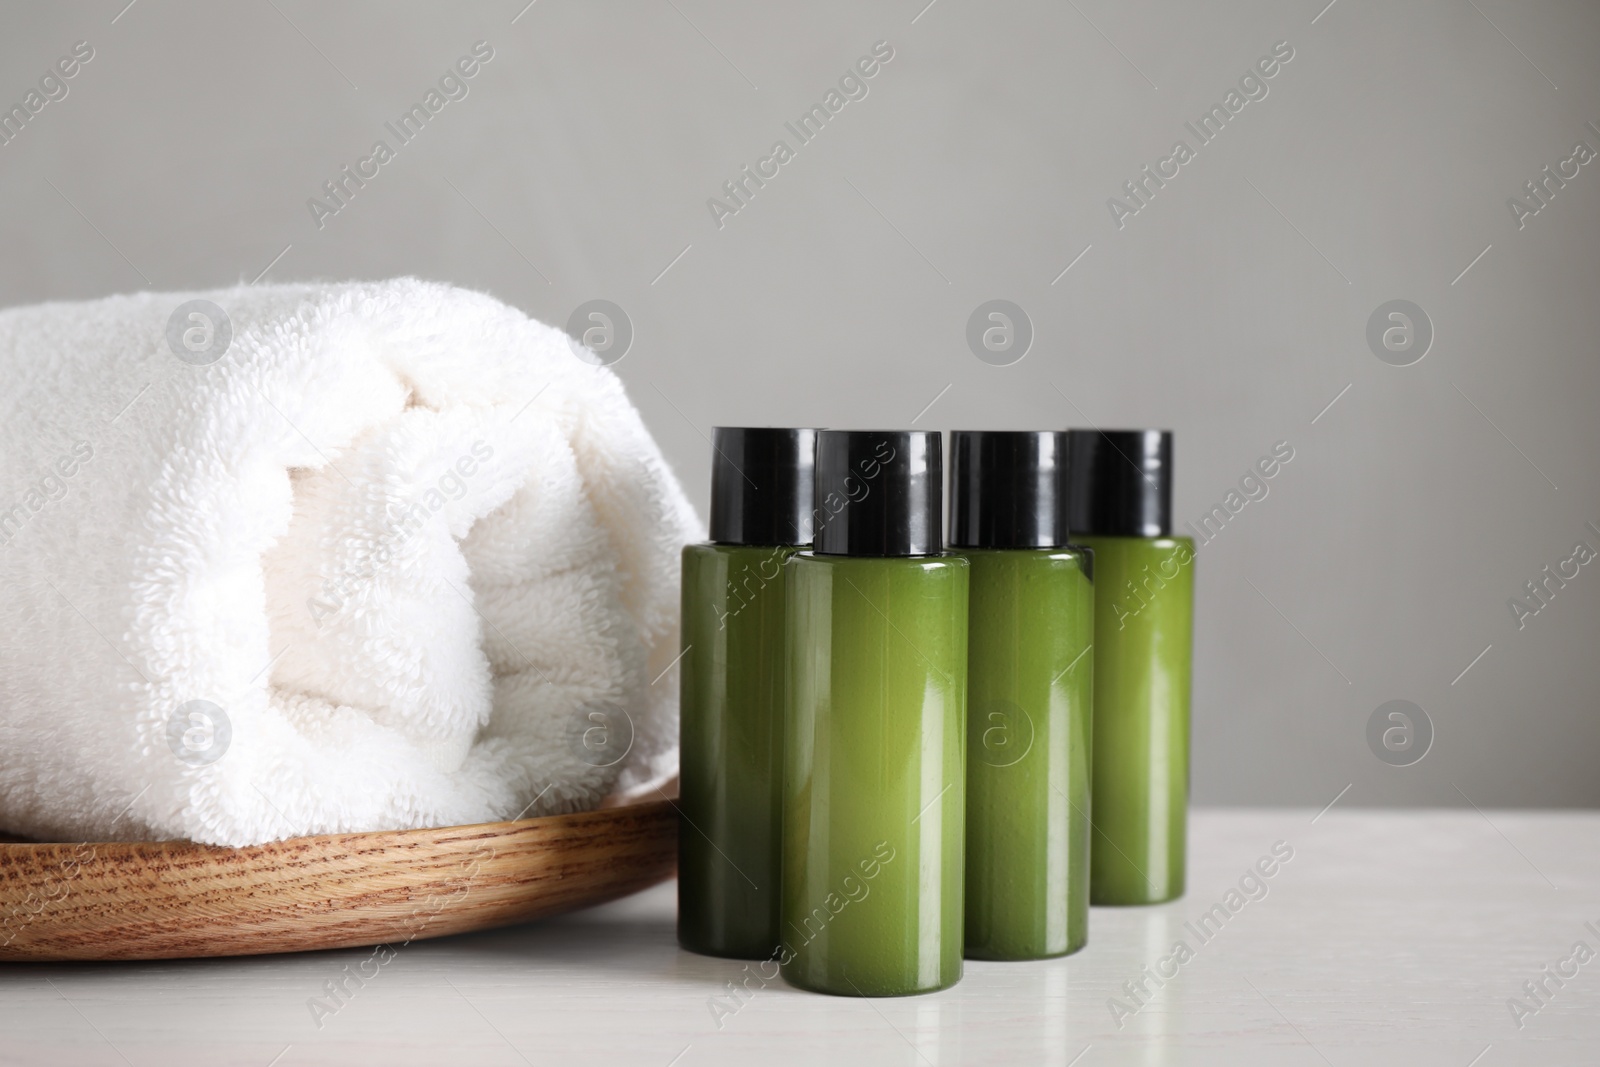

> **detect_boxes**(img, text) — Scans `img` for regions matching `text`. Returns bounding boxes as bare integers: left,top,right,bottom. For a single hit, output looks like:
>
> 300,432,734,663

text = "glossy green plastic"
678,543,796,959
1078,535,1194,905
780,553,969,996
961,547,1094,960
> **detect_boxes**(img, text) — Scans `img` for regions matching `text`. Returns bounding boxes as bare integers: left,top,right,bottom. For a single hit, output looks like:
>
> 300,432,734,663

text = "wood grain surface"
0,794,679,962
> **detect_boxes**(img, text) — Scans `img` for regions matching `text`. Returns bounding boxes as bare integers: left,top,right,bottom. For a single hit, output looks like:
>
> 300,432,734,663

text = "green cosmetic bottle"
950,431,1094,960
1067,429,1193,906
679,427,817,959
781,430,968,997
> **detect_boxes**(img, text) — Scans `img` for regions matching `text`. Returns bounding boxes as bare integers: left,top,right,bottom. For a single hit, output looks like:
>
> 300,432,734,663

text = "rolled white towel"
0,279,699,846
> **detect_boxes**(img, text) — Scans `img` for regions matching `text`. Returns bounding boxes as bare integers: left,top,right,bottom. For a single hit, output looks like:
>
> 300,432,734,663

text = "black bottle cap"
709,427,818,546
949,431,1071,549
1066,429,1173,538
813,430,942,557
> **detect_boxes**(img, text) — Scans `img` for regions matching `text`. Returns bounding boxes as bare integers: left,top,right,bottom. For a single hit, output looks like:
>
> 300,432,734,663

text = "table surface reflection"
3,808,1596,1066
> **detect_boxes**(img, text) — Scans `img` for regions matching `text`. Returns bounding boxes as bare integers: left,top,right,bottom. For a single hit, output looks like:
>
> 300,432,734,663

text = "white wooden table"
3,810,1596,1066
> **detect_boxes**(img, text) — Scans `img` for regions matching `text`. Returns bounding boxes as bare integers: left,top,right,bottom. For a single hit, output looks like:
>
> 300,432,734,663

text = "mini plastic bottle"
951,430,1094,959
1067,429,1193,906
781,430,968,996
679,427,815,958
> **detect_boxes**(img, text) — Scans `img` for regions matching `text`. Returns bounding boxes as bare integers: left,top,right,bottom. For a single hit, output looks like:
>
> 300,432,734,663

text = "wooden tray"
0,782,678,962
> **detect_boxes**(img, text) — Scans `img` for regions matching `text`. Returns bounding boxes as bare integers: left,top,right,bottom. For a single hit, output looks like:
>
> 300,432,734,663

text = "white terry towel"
0,279,699,846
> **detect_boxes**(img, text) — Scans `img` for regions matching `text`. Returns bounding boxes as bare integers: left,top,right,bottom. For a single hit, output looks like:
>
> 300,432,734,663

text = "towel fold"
0,279,699,846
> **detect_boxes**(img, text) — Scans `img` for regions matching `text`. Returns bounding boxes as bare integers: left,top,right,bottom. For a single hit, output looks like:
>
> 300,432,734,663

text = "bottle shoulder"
788,551,968,573
954,546,1089,562
1074,534,1193,552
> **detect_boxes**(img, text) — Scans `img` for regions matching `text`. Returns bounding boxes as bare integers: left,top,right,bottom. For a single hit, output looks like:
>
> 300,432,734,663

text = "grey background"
2,0,1595,808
